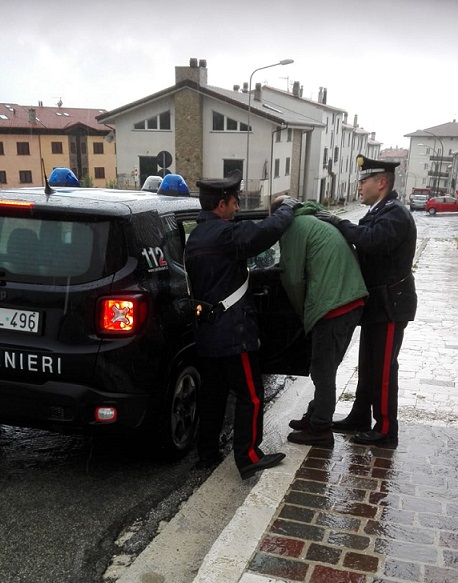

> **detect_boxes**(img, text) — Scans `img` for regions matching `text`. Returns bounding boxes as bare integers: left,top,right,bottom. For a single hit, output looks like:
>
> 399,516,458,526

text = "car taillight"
97,296,147,335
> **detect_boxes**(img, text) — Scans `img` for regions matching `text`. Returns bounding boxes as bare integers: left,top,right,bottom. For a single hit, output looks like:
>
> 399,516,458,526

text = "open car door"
240,211,310,377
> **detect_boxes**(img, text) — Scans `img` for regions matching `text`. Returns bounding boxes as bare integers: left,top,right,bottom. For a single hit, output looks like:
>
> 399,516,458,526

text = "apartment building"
0,103,116,188
404,121,458,195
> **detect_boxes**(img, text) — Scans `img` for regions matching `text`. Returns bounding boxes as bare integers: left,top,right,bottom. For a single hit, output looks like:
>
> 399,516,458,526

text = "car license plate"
0,307,40,334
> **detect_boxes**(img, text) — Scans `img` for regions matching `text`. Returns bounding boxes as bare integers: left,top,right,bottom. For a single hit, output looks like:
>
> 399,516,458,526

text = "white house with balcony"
404,121,458,195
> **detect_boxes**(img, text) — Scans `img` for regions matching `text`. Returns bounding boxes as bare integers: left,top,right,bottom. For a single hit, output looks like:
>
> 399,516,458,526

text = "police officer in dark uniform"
185,169,300,479
317,154,417,446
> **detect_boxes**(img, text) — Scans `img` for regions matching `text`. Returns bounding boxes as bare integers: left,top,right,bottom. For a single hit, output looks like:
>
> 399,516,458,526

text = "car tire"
428,208,437,215
134,363,200,460
158,363,201,459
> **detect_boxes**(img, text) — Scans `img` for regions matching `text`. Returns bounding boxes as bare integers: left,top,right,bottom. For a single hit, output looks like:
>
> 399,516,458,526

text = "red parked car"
425,196,458,215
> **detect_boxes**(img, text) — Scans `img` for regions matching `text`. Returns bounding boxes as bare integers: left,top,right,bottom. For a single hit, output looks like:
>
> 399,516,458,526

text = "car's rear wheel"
428,207,437,215
135,363,200,460
152,363,200,459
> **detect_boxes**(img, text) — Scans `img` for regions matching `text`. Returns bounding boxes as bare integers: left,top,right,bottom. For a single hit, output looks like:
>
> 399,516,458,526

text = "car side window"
161,216,197,266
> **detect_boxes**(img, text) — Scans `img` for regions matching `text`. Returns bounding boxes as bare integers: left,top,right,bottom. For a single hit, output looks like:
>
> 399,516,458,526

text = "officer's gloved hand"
279,196,302,211
315,210,342,227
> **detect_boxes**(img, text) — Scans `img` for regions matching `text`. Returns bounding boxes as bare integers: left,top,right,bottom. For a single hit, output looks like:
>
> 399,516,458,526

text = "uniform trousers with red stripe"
197,351,264,470
351,321,407,438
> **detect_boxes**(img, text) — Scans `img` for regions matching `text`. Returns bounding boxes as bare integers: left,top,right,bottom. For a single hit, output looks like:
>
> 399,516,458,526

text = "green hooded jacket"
279,202,368,334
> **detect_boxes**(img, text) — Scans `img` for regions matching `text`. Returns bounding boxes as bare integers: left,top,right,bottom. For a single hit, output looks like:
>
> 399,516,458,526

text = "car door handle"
253,288,270,296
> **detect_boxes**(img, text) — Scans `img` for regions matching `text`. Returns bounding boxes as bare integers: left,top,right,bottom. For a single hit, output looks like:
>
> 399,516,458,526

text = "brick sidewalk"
247,424,458,582
244,234,458,583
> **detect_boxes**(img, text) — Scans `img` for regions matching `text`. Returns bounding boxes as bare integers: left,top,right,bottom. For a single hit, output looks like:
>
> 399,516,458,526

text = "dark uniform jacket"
335,191,417,323
185,206,294,357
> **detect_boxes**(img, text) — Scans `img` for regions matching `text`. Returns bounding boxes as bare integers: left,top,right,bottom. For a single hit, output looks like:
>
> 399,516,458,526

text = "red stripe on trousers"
241,352,261,464
381,322,395,435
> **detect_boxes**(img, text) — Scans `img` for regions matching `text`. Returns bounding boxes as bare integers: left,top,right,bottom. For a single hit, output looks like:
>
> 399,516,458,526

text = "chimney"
28,108,36,123
353,114,358,127
38,100,43,107
343,112,348,124
242,82,249,93
233,84,240,92
318,87,323,103
175,58,208,86
322,88,327,104
370,131,376,140
292,81,301,97
254,82,262,101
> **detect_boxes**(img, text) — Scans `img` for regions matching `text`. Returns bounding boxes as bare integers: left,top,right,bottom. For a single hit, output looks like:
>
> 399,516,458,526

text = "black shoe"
194,451,224,470
287,428,334,447
288,412,310,431
352,430,398,447
239,452,286,480
332,416,371,433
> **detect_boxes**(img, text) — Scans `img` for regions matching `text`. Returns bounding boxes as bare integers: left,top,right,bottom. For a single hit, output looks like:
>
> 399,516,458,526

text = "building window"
94,167,105,179
17,142,30,155
287,129,292,142
274,159,280,178
323,147,328,166
334,146,339,163
51,141,63,154
275,127,282,142
0,142,4,155
0,171,6,184
213,111,224,131
93,142,104,154
212,111,249,132
285,157,291,175
19,170,32,183
147,116,158,130
226,117,237,131
159,111,171,129
81,142,87,155
134,110,171,131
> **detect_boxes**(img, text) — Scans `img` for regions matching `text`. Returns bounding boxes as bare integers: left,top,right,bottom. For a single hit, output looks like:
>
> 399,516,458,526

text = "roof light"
0,200,34,208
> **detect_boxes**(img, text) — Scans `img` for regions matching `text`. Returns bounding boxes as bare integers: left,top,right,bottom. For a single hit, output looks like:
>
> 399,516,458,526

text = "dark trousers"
307,307,363,430
198,352,264,470
347,321,407,437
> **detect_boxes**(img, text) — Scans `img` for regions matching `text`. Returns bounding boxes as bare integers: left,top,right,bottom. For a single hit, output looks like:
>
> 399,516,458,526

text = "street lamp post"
404,170,417,198
245,59,294,206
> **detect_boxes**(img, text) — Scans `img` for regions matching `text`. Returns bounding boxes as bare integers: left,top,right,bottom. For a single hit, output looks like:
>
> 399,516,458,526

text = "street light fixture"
245,59,294,205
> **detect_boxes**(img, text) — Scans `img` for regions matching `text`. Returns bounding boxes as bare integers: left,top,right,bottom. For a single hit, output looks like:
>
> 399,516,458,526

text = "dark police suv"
0,182,307,458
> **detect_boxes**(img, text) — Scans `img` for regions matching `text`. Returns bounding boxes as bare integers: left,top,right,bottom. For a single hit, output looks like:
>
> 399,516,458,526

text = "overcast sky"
2,0,458,149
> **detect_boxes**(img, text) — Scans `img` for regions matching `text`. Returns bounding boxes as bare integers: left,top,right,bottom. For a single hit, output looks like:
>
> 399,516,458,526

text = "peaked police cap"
196,169,242,197
357,154,400,180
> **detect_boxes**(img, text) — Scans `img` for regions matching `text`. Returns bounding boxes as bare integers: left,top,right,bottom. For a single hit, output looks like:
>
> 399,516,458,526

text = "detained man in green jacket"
271,197,368,447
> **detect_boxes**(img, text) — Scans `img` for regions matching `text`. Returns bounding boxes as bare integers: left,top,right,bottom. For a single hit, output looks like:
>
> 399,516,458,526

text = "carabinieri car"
0,180,307,458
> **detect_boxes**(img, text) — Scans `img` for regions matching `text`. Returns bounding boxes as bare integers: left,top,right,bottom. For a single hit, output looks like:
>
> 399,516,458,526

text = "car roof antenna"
41,158,55,197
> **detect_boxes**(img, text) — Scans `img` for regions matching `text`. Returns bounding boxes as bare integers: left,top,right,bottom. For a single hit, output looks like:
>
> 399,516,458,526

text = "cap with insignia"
357,154,400,181
196,169,242,198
